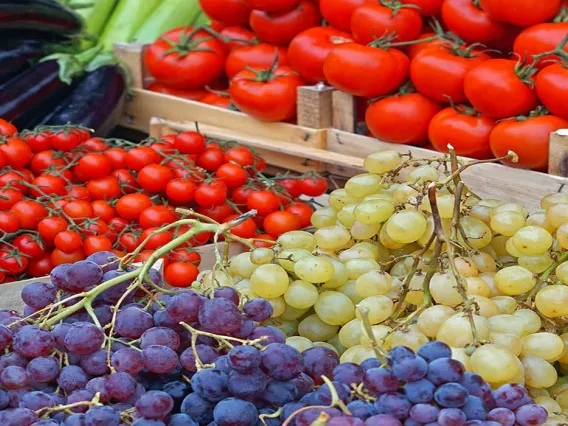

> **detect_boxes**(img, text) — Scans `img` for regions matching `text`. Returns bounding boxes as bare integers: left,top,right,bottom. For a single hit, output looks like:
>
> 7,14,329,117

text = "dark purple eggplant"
39,65,127,137
0,42,44,84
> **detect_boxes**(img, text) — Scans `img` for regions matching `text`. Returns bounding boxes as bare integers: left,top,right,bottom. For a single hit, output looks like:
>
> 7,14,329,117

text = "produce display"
0,121,327,283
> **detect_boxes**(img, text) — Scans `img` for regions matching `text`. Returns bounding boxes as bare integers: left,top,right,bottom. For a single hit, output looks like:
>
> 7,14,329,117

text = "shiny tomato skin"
220,26,256,52
139,205,177,229
0,119,17,136
0,211,20,234
288,26,353,83
285,202,314,228
250,0,321,45
147,83,209,101
30,150,66,175
264,211,302,237
165,262,199,287
11,200,48,230
116,193,153,222
410,47,489,103
401,0,443,16
441,0,510,44
477,0,562,26
463,59,539,119
30,175,66,197
25,132,52,152
104,147,127,170
166,179,197,205
0,188,23,211
124,147,161,171
0,251,28,275
201,93,231,109
320,0,368,32
224,214,257,238
230,67,306,122
366,93,443,145
194,181,228,207
91,200,117,223
137,164,175,194
86,176,122,201
490,115,568,171
428,108,495,159
243,0,299,12
51,248,85,266
37,216,68,241
83,236,113,256
197,204,235,223
324,43,408,98
0,137,32,168
175,132,206,155
145,28,226,90
247,190,281,215
199,0,250,25
513,23,568,67
225,44,289,78
196,147,225,171
536,64,568,120
351,2,423,45
140,228,173,250
299,177,328,196
27,254,53,277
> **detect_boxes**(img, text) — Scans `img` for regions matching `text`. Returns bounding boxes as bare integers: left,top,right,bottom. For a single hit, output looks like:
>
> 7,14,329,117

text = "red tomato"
201,92,231,109
139,205,177,229
243,0,299,11
137,164,175,193
108,217,128,237
224,214,257,238
140,228,173,250
11,200,48,230
164,262,199,287
30,150,67,175
250,0,321,45
401,0,443,16
91,200,117,223
86,176,122,200
13,234,44,257
104,147,127,170
319,0,368,32
27,254,53,277
199,0,250,25
463,59,539,119
175,132,206,154
477,0,562,26
168,249,201,266
0,188,23,210
145,28,226,90
0,171,28,194
288,27,353,84
197,204,235,222
230,67,306,121
196,147,225,171
220,26,256,51
366,92,443,145
51,129,89,151
112,169,138,193
514,23,568,67
124,147,161,171
324,43,409,98
30,175,66,197
216,163,248,188
351,2,423,45
247,190,281,215
252,233,276,248
62,200,93,222
536,64,568,120
285,202,314,228
166,179,197,205
278,178,303,198
118,232,139,252
264,211,302,237
147,83,209,101
37,216,67,241
25,132,52,152
441,0,511,44
84,219,110,238
116,193,153,221
54,230,83,254
225,146,255,167
51,248,85,266
490,114,568,171
83,236,113,256
67,185,91,201
0,211,19,234
0,119,17,136
428,107,495,159
0,251,28,274
195,181,228,207
300,177,328,196
231,186,256,205
0,137,32,168
225,44,289,78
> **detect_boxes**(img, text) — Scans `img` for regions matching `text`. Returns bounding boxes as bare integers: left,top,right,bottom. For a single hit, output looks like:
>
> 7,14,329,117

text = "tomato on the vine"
0,251,28,274
86,176,122,200
118,232,139,252
536,64,568,120
278,179,303,198
67,185,91,201
401,0,443,16
84,219,110,237
27,254,53,277
168,249,202,266
199,0,251,25
175,132,206,155
25,132,52,152
477,0,562,26
63,200,94,221
0,211,20,234
30,150,66,175
197,204,235,223
225,44,289,79
0,188,24,210
83,236,113,256
252,233,276,248
37,216,67,241
285,202,314,228
140,228,173,250
13,234,44,258
201,92,231,109
51,248,85,266
75,153,112,180
195,181,228,207
54,230,83,254
243,0,299,12
299,176,328,196
137,164,175,194
30,175,66,197
112,169,138,193
220,26,256,52
164,262,199,287
196,147,225,171
514,23,568,68
116,193,153,221
139,206,177,229
166,179,197,205
216,163,248,188
319,0,368,32
0,137,32,168
91,200,116,223
0,119,17,137
11,200,48,229
225,146,255,167
124,147,162,171
104,147,127,170
224,214,257,238
51,129,89,151
247,190,281,215
264,211,302,237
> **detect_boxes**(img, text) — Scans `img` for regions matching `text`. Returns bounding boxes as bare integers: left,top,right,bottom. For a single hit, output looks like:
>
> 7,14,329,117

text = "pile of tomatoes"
148,0,568,172
0,119,327,285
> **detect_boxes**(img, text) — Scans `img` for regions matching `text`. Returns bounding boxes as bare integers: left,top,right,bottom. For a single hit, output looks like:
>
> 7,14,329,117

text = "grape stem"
356,307,390,364
526,250,568,306
37,392,101,418
259,407,282,426
179,321,267,350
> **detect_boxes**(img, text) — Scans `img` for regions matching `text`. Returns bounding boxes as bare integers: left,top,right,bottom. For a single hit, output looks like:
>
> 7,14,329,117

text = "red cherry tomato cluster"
148,0,568,171
0,122,328,286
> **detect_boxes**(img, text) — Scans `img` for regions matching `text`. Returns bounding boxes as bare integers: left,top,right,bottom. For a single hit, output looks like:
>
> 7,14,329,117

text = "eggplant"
40,65,127,137
0,0,82,37
0,42,44,84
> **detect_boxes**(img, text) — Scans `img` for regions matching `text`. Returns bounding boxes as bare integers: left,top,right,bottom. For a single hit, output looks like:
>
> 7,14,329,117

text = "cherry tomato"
145,27,226,90
490,114,568,171
30,175,66,197
197,204,235,223
224,214,258,238
278,178,303,198
83,236,113,256
86,176,122,201
0,211,19,234
216,163,248,188
225,44,289,78
118,232,139,252
300,177,328,196
124,147,162,171
0,137,32,168
112,169,138,193
225,147,255,167
401,0,443,16
230,67,306,122
63,200,94,221
175,132,207,154
165,179,197,205
27,254,53,277
366,92,443,145
30,150,67,175
11,200,48,230
244,0,299,11
250,0,321,45
463,59,539,119
67,185,91,201
74,153,111,181
0,251,28,274
13,234,44,258
428,107,495,159
51,129,89,151
37,216,67,241
164,262,199,287
84,219,110,238
168,249,202,266
536,64,568,120
319,0,368,32
196,147,225,171
199,0,251,25
54,230,83,254
137,164,175,194
104,147,127,170
147,83,209,101
514,23,568,68
25,132,52,152
252,233,276,248
108,217,128,236
285,202,314,228
0,119,17,137
231,186,256,205
0,188,24,210
91,200,116,223
264,211,302,237
116,193,153,221
195,181,228,207
478,0,562,26
201,92,231,109
247,190,281,215
140,228,173,250
51,248,85,266
288,27,353,84
139,206,177,229
220,26,257,51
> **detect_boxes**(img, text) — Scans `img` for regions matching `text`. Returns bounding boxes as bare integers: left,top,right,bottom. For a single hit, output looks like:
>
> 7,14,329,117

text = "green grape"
267,297,286,318
345,258,380,280
420,193,455,219
488,314,529,337
417,305,456,338
388,329,429,353
556,262,568,285
338,243,377,263
392,183,419,204
329,188,360,211
360,324,391,348
379,224,405,249
505,237,524,257
436,313,490,348
355,270,392,298
250,247,275,265
407,165,440,184
363,149,402,174
345,173,383,198
526,211,556,233
235,279,256,298
491,202,528,219
294,256,335,283
354,199,395,224
327,334,347,355
489,332,523,356
455,257,479,277
541,192,568,210
490,210,526,236
472,252,497,273
312,341,339,354
350,221,381,240
491,235,510,257
250,264,290,298
338,318,363,348
495,265,536,295
480,273,503,297
277,231,317,251
466,277,491,297
337,280,365,304
518,252,553,274
264,318,298,337
286,336,313,352
546,203,568,229
311,206,338,229
364,192,393,202
314,291,355,326
470,200,502,225
468,295,500,318
298,314,339,341
390,260,410,277
322,258,349,289
337,204,358,228
279,303,310,321
314,226,352,250
372,240,392,263
386,276,403,299
491,296,517,314
459,216,493,249
429,272,464,307
536,285,568,318
385,209,428,244
512,226,553,255
355,295,394,325
201,270,234,290
557,223,568,250
514,309,542,334
470,344,521,384
524,357,558,389
229,252,257,278
406,272,425,305
284,280,319,309
522,332,565,362
277,248,312,272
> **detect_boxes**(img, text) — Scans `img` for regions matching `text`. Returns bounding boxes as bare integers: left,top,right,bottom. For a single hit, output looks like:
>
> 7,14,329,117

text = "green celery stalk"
84,0,118,37
192,10,210,26
132,0,204,44
98,0,160,51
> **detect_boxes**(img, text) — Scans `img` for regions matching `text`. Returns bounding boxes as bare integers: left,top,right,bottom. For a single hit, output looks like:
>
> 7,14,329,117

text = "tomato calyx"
553,5,568,22
36,124,93,138
516,34,568,82
445,96,481,117
508,106,551,123
368,81,416,103
160,29,218,58
243,52,283,82
377,0,422,17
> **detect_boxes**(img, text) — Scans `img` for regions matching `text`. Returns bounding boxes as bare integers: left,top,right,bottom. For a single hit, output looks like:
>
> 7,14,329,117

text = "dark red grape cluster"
0,251,549,426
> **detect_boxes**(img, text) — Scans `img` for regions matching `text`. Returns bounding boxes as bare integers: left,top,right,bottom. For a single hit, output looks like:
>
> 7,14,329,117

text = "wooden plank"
327,129,568,212
332,91,357,133
113,43,148,89
297,85,334,129
549,130,568,178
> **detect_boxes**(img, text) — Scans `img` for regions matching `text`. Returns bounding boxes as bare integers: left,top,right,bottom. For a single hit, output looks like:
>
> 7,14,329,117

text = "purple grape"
67,389,95,413
80,349,110,376
227,368,267,399
31,420,59,426
233,317,254,339
403,378,436,403
228,345,261,373
485,422,503,426
57,365,89,393
291,373,315,398
143,267,164,289
135,390,174,420
13,325,55,358
1,365,28,389
487,407,515,426
93,305,112,327
0,389,8,409
21,282,57,310
168,413,198,426
363,368,399,395
18,391,54,411
213,397,258,426
404,419,423,426
84,405,121,426
361,358,381,371
258,408,280,426
302,347,339,385
427,358,466,385
295,407,342,426
0,325,13,351
153,309,180,330
25,357,59,383
514,404,548,426
375,393,411,419
261,343,303,381
438,408,467,426
50,264,70,290
132,420,165,426
435,383,470,408
180,345,219,373
333,362,364,387
86,377,111,403
281,401,307,422
243,299,273,322
213,287,240,305
315,381,351,405
365,414,403,426
410,404,440,423
0,407,39,426
64,322,105,355
263,380,298,406
347,400,377,420
105,372,137,401
86,251,119,273
192,369,230,402
111,347,145,375
493,384,532,411
392,355,428,382
459,373,492,402
417,341,452,363
51,323,72,352
198,299,242,335
64,413,86,426
143,345,179,374
462,396,487,421
162,380,189,410
64,261,103,292
214,356,231,374
328,417,365,426
115,308,154,339
388,346,415,364
100,271,134,305
140,327,180,351
180,393,214,425
248,326,285,347
166,291,203,323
